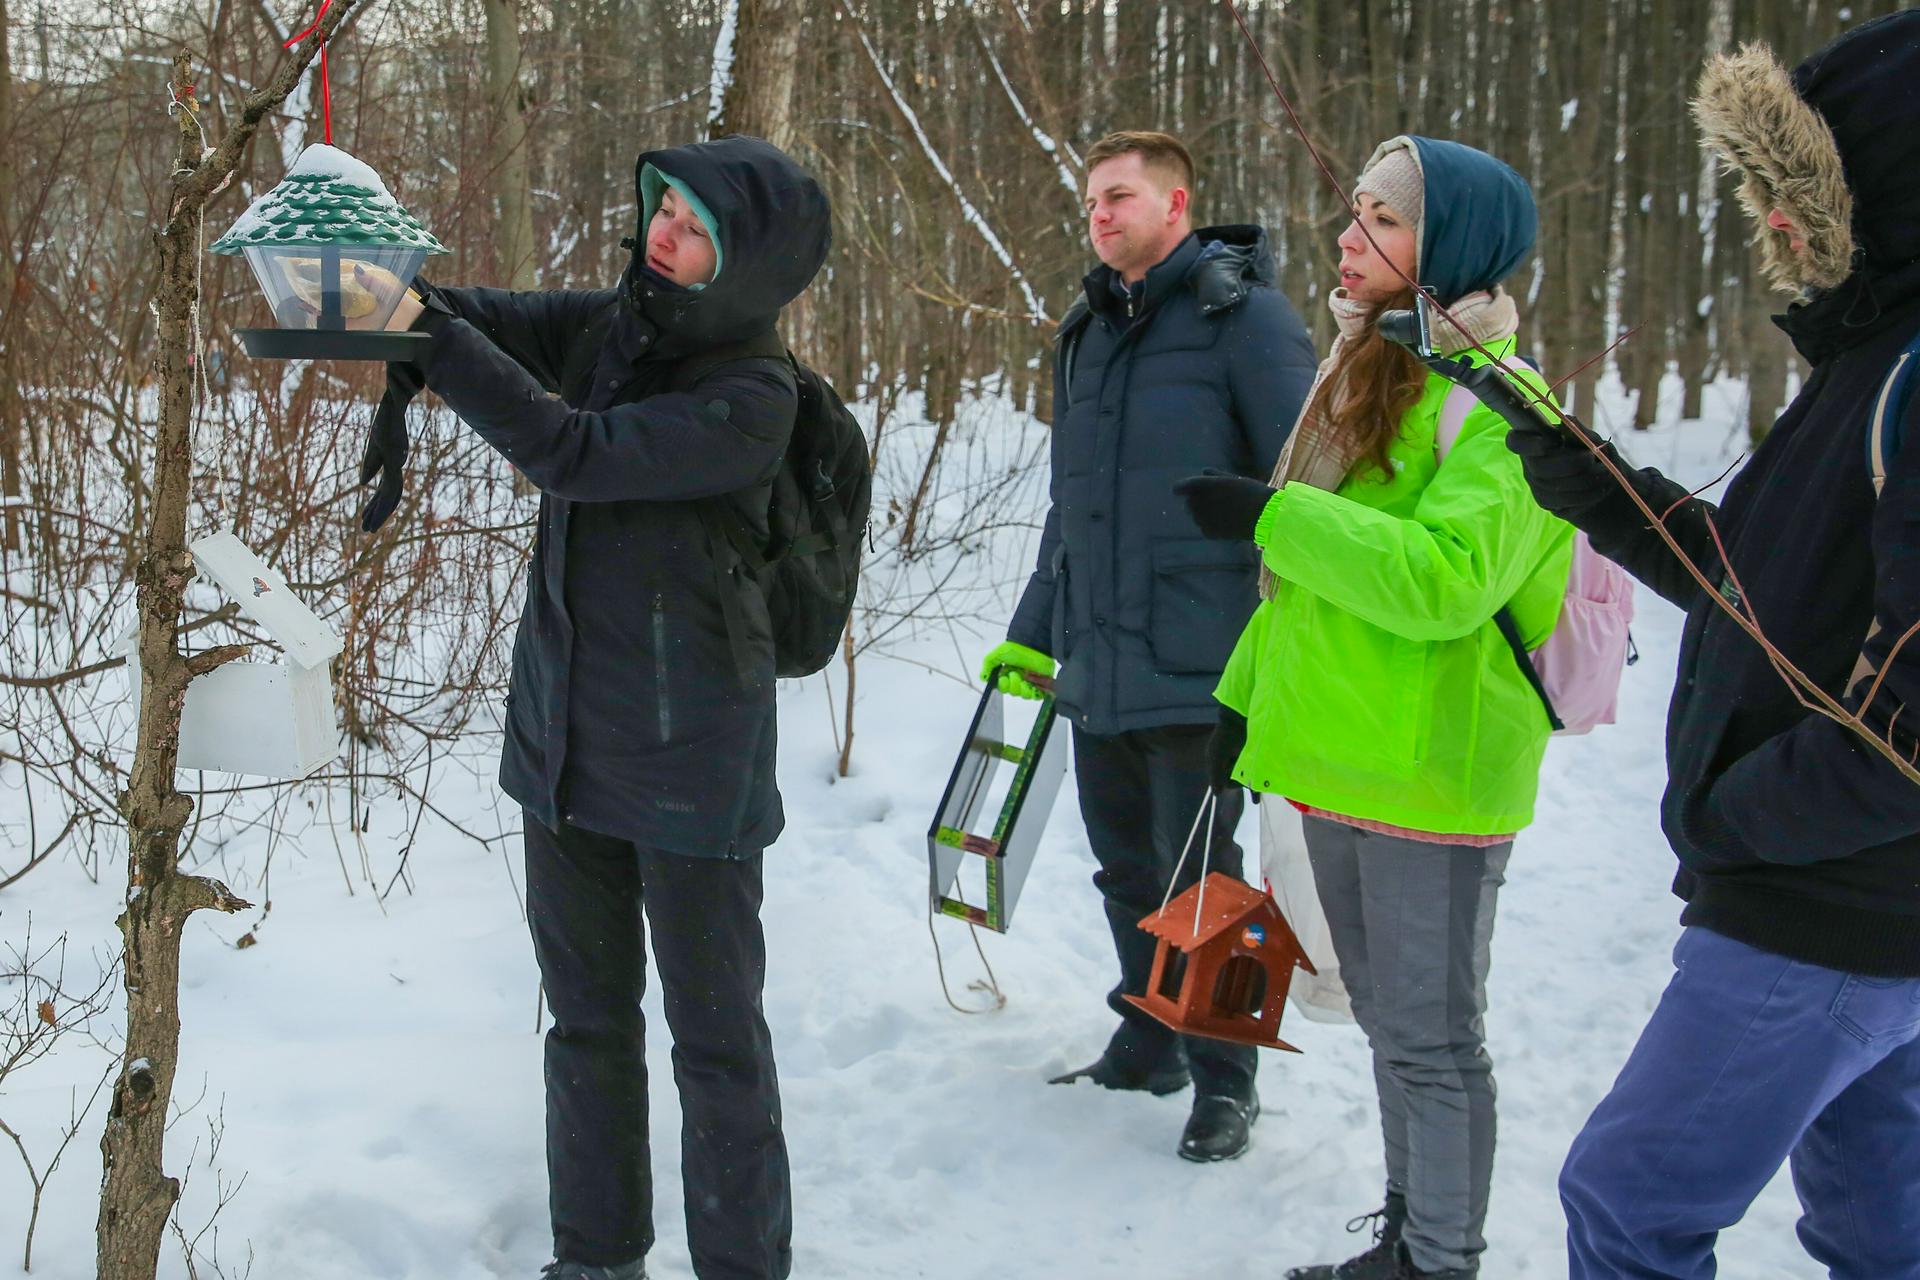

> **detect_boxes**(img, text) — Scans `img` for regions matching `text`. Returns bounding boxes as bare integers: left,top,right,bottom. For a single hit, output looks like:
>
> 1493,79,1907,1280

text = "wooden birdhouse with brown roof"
1124,872,1317,1052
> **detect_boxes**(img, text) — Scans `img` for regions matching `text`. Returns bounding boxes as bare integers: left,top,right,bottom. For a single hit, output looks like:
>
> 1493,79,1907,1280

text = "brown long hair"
1318,289,1430,482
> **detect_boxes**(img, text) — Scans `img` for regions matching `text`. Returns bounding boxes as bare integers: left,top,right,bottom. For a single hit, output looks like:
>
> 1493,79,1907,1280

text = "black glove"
1504,424,1632,526
1207,706,1249,793
1173,470,1278,542
359,361,425,533
1414,350,1631,527
1416,351,1563,434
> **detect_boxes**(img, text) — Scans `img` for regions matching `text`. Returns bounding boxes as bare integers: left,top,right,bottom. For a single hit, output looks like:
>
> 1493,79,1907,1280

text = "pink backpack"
1437,373,1636,736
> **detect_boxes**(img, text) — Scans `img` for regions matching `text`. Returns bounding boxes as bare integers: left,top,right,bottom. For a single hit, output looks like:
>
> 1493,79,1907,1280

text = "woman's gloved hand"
1207,706,1249,793
359,361,426,533
1173,470,1279,542
978,640,1055,701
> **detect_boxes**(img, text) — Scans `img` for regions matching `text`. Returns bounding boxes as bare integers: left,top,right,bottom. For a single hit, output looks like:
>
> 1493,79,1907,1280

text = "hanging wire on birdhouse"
1158,789,1218,932
284,0,337,145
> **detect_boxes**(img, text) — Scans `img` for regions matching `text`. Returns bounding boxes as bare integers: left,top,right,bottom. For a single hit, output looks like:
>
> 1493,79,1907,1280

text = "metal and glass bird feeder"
927,673,1069,932
210,144,447,361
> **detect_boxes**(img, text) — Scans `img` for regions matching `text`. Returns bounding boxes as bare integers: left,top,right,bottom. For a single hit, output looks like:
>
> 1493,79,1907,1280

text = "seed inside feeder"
211,144,448,361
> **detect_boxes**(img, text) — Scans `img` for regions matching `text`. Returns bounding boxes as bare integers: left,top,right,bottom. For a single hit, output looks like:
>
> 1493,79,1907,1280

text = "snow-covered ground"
2,376,1819,1280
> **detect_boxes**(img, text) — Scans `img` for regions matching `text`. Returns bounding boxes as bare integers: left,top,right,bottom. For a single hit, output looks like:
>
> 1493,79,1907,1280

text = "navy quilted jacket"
1008,226,1315,734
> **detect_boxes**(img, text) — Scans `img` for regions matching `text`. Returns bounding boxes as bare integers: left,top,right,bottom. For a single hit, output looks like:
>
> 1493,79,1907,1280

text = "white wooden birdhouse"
122,532,342,779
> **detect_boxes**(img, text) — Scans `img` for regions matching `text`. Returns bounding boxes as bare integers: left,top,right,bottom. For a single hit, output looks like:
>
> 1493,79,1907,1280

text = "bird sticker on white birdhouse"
210,144,446,362
122,532,343,779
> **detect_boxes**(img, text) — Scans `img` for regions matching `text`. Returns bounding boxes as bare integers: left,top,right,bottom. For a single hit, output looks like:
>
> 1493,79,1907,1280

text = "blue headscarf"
1397,136,1538,305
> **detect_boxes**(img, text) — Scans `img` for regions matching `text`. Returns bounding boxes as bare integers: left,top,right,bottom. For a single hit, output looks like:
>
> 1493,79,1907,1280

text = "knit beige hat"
1353,139,1425,273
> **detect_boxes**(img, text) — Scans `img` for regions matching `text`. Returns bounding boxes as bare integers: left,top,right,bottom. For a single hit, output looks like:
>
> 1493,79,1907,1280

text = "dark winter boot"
1390,1241,1476,1279
1048,1051,1191,1095
1176,1093,1259,1162
1284,1193,1408,1280
540,1260,645,1280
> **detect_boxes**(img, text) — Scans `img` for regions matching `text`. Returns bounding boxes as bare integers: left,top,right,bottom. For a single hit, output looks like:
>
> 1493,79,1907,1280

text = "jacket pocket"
1049,543,1073,661
1148,540,1256,674
652,593,674,743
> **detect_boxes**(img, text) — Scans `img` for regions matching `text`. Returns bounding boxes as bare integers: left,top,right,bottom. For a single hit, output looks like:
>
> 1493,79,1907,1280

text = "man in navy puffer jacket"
982,130,1315,1163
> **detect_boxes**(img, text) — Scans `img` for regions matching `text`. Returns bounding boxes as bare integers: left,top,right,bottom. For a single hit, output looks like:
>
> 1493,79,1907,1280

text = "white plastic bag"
1259,800,1354,1024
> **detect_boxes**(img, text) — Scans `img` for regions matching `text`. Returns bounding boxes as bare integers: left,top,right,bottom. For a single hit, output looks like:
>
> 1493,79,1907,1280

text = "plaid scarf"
1257,287,1519,599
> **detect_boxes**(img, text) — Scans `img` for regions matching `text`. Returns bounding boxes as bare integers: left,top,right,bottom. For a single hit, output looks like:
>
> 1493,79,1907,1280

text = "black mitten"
1504,425,1634,525
1207,706,1249,793
1174,470,1279,542
1415,352,1632,527
359,361,426,533
1417,351,1563,434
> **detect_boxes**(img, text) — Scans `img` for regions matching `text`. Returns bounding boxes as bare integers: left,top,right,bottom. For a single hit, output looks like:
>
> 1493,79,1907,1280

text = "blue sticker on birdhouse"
1241,923,1267,948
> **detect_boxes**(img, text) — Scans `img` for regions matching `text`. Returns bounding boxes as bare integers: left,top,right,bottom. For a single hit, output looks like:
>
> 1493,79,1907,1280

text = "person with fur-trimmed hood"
1477,13,1920,1277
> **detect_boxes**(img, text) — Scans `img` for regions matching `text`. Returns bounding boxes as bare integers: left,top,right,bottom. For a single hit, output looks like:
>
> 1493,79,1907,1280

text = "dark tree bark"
0,0,19,554
96,18,358,1274
483,0,539,290
713,0,803,151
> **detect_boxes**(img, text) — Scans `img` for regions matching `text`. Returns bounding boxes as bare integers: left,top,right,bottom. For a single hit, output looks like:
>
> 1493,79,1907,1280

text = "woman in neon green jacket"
1176,137,1572,1280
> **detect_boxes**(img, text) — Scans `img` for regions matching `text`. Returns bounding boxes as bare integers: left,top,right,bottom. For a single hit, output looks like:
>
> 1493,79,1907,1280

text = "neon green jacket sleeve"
1255,393,1562,643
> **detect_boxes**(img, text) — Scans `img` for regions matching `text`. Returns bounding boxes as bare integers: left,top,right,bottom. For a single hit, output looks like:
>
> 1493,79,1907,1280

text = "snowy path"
3,407,1818,1280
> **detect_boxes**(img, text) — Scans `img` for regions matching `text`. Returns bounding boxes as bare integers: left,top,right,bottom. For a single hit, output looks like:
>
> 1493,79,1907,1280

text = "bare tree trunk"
484,0,539,291
484,0,539,497
712,0,802,152
837,619,856,779
0,0,19,555
96,25,352,1275
713,0,807,348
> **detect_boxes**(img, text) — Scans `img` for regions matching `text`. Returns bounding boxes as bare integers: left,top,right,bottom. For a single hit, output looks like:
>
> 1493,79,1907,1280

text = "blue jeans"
1561,926,1920,1279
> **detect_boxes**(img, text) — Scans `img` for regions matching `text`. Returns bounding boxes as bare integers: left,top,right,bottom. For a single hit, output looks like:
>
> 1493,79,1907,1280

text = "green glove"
979,640,1055,701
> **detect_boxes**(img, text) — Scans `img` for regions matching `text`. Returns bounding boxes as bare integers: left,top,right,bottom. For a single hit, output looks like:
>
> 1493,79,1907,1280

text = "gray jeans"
1303,816,1511,1275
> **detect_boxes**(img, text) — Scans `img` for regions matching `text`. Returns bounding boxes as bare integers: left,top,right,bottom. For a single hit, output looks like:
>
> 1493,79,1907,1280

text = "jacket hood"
1192,223,1277,314
1368,136,1537,306
1073,224,1275,329
1694,14,1920,297
622,134,831,346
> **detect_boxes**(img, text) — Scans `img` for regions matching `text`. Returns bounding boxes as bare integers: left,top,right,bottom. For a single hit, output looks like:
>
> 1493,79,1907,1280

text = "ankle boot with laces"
1284,1192,1408,1280
1389,1240,1477,1279
539,1260,645,1280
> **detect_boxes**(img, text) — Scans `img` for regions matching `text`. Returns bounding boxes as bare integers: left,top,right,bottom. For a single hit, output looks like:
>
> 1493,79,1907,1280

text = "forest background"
4,0,1899,871
0,2,1905,1275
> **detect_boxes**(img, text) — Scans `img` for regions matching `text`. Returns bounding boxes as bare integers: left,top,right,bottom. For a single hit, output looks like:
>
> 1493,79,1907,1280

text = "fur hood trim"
1693,42,1854,295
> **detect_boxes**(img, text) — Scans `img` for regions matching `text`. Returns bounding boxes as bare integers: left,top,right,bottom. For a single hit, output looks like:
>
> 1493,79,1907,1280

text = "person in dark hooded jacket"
380,135,829,1280
1459,15,1920,1278
979,130,1316,1163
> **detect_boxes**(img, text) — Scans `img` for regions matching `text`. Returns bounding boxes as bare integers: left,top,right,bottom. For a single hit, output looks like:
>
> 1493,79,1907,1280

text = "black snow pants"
1071,725,1259,1102
524,814,792,1280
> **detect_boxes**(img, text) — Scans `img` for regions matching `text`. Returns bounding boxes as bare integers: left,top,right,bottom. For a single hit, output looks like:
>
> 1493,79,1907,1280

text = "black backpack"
674,333,872,679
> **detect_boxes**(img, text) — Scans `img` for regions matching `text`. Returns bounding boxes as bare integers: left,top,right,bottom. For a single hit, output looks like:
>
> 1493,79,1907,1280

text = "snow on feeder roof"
211,144,446,254
212,145,447,362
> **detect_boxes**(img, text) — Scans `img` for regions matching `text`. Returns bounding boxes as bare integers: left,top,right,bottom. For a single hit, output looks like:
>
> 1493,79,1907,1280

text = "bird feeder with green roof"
211,144,447,361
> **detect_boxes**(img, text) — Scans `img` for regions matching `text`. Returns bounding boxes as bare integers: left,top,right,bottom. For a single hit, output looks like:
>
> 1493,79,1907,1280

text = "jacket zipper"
652,593,673,742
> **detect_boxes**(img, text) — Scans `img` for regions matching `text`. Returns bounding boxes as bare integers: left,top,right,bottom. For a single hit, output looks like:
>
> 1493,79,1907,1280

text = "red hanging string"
284,0,335,145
